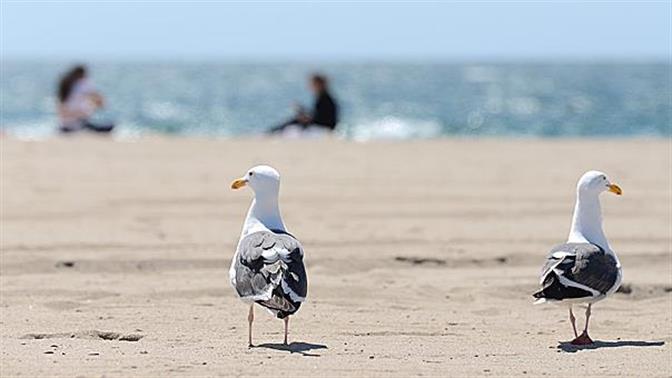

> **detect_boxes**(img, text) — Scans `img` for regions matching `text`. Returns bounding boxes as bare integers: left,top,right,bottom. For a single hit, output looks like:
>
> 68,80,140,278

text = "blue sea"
1,61,669,139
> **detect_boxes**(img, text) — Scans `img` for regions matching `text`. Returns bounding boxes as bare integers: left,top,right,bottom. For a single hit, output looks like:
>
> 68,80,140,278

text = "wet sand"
1,137,670,376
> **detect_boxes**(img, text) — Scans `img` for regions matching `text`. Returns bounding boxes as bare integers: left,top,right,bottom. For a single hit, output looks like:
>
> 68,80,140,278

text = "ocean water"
1,61,669,139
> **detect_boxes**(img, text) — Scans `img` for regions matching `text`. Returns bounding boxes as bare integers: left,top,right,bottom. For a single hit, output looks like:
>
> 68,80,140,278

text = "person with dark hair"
269,74,338,135
57,65,114,133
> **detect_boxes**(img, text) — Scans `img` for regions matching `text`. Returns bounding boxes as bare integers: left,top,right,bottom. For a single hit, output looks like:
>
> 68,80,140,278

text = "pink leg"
570,304,594,345
583,304,592,334
248,305,254,347
569,306,578,338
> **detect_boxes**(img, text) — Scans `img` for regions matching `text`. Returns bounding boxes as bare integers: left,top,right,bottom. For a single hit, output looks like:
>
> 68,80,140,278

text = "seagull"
229,165,308,347
533,170,623,345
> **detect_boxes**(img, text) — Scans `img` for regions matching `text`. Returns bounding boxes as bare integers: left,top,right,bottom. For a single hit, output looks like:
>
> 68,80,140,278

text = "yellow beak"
231,178,247,190
607,183,622,195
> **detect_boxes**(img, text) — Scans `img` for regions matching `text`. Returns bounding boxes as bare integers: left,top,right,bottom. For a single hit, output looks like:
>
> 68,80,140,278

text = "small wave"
346,116,443,141
2,119,57,140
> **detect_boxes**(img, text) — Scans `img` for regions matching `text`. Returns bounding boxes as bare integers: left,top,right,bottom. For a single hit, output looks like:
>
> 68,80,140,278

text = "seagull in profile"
533,170,623,345
229,165,307,347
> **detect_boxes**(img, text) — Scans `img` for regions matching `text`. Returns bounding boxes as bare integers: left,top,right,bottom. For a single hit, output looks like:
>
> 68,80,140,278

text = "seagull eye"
248,172,254,177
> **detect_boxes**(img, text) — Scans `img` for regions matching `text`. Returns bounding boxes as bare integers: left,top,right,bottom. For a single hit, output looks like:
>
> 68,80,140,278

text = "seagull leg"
247,304,254,347
570,304,594,345
569,306,578,338
582,304,594,341
283,317,289,345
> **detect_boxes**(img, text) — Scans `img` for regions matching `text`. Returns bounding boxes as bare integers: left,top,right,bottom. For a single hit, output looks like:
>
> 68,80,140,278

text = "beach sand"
1,137,670,377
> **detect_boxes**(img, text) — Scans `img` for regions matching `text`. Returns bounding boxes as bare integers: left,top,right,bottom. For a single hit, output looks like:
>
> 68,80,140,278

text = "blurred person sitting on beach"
57,65,114,134
269,74,338,136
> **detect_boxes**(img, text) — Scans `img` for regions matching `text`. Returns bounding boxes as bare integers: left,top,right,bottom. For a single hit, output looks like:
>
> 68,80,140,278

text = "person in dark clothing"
269,74,338,134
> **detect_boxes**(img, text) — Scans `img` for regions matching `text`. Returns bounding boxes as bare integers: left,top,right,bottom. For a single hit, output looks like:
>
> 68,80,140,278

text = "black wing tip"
534,273,594,301
275,304,301,319
256,300,302,319
535,284,593,301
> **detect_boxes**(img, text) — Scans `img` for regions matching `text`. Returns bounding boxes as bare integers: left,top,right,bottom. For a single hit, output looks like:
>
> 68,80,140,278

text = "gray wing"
233,230,307,318
534,243,619,301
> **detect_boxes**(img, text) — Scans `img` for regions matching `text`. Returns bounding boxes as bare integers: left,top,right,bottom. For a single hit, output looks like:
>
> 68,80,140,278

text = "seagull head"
231,165,281,195
577,170,622,196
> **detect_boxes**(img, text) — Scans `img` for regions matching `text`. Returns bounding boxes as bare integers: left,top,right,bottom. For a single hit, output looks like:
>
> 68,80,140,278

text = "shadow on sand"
558,340,665,353
255,342,328,357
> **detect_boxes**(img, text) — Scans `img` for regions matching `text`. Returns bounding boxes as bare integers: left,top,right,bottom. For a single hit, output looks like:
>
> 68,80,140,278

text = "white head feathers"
231,165,286,236
568,170,622,250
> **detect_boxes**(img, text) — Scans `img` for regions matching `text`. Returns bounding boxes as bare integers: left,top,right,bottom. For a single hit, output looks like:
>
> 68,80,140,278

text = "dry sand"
1,137,670,377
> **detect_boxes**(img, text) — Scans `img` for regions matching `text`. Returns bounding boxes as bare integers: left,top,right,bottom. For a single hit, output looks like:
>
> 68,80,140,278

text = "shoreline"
2,132,671,142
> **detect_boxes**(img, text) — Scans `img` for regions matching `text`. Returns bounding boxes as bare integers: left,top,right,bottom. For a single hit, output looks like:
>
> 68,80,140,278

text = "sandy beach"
1,137,670,377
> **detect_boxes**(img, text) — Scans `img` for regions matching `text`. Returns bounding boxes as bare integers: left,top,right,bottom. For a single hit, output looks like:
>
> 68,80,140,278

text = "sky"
1,1,669,61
